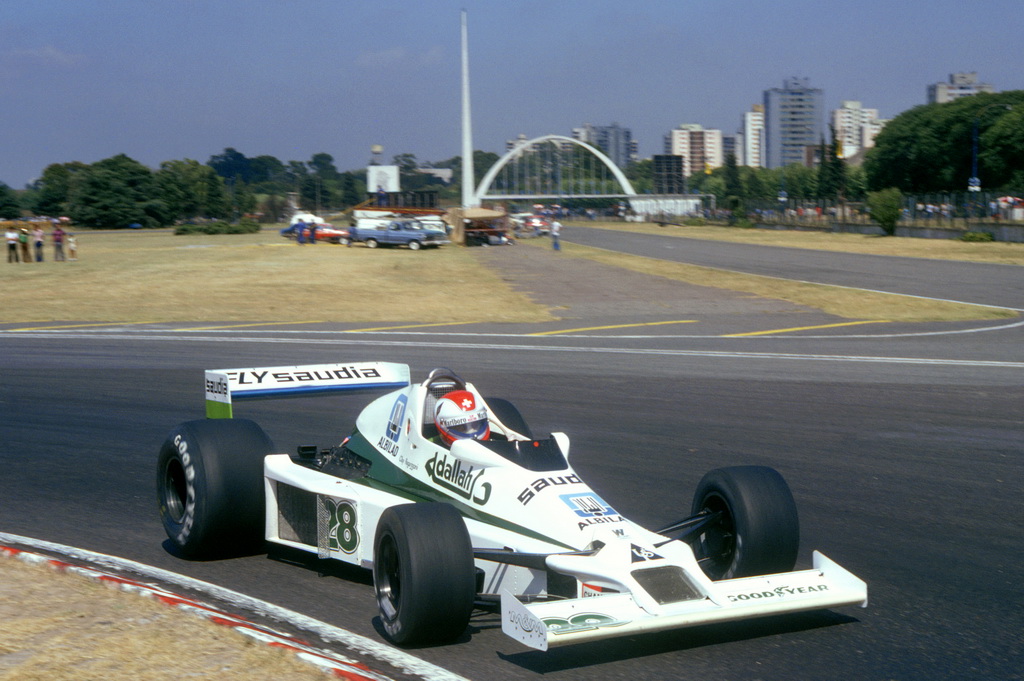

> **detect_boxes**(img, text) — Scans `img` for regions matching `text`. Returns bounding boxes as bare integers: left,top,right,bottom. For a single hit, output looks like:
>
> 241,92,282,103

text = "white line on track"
4,331,1023,368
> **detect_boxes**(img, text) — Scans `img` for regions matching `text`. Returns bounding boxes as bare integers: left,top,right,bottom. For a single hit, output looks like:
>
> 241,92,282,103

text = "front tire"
373,503,475,646
407,240,422,251
690,466,799,580
157,419,273,559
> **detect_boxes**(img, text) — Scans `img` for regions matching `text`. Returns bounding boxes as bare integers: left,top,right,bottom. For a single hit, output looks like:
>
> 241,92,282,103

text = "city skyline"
1,0,1022,187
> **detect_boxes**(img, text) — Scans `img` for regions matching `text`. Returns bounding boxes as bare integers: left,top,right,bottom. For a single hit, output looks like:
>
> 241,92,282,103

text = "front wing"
502,551,867,650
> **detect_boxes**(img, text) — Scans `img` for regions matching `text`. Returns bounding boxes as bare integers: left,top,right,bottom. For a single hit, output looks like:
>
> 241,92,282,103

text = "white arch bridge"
472,134,707,217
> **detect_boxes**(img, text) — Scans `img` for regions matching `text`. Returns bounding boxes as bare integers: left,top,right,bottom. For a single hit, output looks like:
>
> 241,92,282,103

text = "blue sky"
1,0,1021,187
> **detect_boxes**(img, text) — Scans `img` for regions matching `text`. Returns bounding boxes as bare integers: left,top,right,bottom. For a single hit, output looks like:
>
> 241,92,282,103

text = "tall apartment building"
572,123,637,168
740,105,765,168
722,135,737,162
763,77,824,168
831,101,888,159
663,124,724,177
927,72,995,104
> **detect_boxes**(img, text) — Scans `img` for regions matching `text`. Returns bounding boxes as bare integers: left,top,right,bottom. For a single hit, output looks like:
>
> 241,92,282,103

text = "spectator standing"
67,233,78,261
308,221,317,244
52,224,66,261
18,228,30,262
5,225,19,263
32,226,45,261
294,219,307,245
550,220,561,251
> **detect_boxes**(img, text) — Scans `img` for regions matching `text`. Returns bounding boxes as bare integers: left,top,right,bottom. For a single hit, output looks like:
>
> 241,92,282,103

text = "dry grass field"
585,220,1024,265
0,227,553,324
0,221,1019,324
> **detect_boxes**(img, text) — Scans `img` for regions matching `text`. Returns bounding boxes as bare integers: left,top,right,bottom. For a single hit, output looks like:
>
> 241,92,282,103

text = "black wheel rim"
695,494,736,579
375,533,401,621
162,458,187,524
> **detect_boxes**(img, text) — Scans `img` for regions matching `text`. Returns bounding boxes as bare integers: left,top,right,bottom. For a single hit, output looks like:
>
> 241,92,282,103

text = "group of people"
291,219,317,245
5,223,76,263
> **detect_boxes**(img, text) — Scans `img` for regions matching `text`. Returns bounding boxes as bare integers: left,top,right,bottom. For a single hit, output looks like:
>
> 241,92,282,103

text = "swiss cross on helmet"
434,390,489,446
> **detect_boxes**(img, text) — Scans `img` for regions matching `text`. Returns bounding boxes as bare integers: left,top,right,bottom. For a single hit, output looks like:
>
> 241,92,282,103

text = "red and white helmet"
434,390,489,447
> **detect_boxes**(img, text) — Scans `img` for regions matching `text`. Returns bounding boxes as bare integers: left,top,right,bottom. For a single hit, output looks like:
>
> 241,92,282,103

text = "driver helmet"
434,390,489,447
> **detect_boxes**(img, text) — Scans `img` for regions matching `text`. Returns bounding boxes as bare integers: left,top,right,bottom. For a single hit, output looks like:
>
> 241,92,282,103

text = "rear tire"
366,238,379,249
408,240,422,251
373,503,475,645
157,419,273,559
690,466,799,580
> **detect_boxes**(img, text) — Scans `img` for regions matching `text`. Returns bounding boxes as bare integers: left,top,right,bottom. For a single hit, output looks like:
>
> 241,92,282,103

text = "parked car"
280,212,348,244
345,219,449,250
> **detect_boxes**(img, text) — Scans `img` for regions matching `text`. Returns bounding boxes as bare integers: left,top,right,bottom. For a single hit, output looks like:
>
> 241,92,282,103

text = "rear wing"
204,362,410,418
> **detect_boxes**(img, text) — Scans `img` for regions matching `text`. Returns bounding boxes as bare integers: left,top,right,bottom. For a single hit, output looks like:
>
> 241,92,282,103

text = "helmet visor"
439,409,489,440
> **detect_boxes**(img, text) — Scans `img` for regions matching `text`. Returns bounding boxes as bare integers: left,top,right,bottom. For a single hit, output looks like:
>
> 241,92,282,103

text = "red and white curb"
0,533,471,681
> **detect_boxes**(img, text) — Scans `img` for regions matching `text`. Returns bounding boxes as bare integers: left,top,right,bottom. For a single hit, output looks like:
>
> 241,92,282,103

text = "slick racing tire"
690,466,799,580
407,239,422,251
365,238,379,249
373,503,475,646
157,419,274,559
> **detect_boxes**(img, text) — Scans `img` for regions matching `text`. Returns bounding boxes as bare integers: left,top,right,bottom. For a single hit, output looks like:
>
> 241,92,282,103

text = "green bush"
866,187,903,236
174,218,260,235
960,231,994,242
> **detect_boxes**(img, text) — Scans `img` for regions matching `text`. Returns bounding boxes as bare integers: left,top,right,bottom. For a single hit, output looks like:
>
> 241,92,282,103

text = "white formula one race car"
157,362,867,650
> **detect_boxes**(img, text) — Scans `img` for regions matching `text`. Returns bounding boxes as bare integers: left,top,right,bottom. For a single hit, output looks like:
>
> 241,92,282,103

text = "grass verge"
579,220,1024,265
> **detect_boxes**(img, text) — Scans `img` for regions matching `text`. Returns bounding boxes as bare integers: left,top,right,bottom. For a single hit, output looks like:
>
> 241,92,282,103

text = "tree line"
7,151,368,228
1,148,500,228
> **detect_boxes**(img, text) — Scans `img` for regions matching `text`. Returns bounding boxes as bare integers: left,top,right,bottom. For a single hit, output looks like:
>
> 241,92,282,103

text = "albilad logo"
425,452,491,505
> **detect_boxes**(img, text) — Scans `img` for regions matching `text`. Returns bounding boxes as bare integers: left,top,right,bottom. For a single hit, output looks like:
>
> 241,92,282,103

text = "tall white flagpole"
460,10,476,208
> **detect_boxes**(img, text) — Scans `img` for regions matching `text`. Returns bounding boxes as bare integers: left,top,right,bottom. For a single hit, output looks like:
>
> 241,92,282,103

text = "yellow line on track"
176,321,325,331
722,320,890,337
5,321,157,331
344,321,482,332
529,320,699,336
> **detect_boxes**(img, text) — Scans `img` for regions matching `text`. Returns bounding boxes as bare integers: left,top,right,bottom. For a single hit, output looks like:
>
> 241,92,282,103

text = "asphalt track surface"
1,231,1022,680
568,225,1024,312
